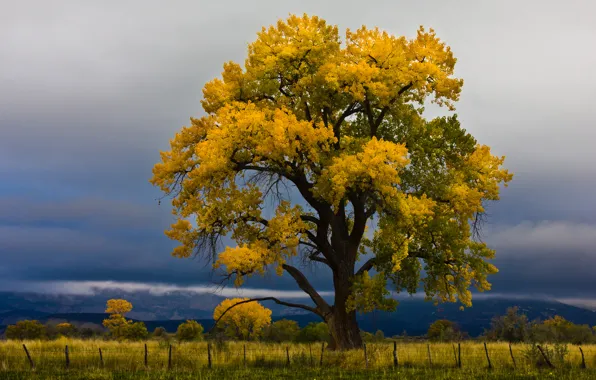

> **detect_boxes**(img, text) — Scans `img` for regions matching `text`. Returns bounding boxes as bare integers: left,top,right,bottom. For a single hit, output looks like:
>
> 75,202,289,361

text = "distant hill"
1,293,594,337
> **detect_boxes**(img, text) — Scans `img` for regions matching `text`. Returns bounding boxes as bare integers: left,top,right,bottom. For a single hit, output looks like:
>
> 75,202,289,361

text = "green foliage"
530,316,594,345
79,326,101,339
427,319,461,342
176,320,204,341
487,309,595,345
122,322,149,341
263,319,300,342
486,307,530,342
152,327,167,338
5,320,47,340
361,329,385,343
295,322,330,343
523,343,569,368
347,271,398,313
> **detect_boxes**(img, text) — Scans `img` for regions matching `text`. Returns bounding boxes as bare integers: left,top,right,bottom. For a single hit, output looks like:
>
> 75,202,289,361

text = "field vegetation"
0,340,595,379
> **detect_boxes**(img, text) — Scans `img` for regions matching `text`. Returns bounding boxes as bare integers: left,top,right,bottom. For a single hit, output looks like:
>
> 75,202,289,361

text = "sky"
1,0,595,308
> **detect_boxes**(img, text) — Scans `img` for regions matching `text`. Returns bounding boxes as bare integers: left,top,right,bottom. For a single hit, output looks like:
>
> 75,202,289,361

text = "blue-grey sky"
1,0,595,307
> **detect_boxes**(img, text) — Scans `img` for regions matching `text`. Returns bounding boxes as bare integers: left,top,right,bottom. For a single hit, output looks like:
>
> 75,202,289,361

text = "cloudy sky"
1,0,595,307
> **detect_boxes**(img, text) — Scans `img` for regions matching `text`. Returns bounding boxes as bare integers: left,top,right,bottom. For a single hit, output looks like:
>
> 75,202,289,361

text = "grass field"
1,339,595,379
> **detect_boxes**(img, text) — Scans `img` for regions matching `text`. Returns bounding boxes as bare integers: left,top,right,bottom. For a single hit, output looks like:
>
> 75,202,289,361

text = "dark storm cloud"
485,221,596,298
1,0,595,302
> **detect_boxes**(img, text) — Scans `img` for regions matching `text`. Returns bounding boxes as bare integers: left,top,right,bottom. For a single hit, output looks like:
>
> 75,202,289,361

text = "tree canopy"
213,298,272,340
151,14,512,350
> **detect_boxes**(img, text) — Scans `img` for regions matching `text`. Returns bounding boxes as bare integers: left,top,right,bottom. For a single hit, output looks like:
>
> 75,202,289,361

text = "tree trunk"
326,261,363,350
326,306,362,350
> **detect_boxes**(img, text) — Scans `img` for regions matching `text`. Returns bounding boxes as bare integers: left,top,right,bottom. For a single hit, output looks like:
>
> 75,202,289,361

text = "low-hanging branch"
209,297,319,333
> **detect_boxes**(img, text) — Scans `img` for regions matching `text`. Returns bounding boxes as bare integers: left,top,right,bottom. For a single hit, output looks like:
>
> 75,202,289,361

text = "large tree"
151,14,512,350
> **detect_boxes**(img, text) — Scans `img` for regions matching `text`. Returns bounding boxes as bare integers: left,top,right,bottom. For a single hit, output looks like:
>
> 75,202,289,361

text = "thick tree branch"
349,193,368,249
355,257,377,276
300,215,320,224
282,263,331,315
327,102,364,149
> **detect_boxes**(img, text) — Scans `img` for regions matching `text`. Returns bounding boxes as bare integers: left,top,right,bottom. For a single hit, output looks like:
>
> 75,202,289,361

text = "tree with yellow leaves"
102,299,133,339
213,298,272,340
151,14,512,350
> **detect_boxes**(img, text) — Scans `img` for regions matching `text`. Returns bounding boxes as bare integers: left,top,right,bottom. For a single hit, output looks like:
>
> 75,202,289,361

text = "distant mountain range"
1,290,595,337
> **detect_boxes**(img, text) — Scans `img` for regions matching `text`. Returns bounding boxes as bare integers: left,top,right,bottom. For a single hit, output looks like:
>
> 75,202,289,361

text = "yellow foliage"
314,137,409,209
103,299,133,339
105,299,133,315
213,298,272,340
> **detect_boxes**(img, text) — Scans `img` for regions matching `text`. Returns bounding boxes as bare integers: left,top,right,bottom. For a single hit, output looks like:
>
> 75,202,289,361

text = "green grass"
1,339,595,379
0,368,594,380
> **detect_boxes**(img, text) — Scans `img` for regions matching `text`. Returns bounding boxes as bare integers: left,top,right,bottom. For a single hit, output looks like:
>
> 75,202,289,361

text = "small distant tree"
263,319,300,342
374,329,385,341
176,320,204,341
427,319,460,341
296,322,330,343
213,298,272,340
6,320,46,340
79,323,103,339
103,299,134,339
486,307,529,342
56,323,76,337
153,327,167,338
122,322,149,341
401,329,409,340
531,315,594,344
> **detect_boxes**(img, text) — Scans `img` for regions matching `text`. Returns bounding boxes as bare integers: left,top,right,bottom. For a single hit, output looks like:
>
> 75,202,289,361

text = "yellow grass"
1,339,595,372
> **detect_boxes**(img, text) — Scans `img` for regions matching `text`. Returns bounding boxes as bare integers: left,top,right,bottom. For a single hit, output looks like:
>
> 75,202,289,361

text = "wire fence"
1,341,595,372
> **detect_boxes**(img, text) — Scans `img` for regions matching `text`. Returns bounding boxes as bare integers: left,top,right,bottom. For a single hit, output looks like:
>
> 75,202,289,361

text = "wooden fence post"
452,344,458,367
309,345,313,366
286,346,290,366
22,344,34,370
536,345,554,368
458,342,462,368
363,343,368,369
99,348,104,368
65,345,69,369
207,343,212,369
393,341,398,368
509,343,516,369
243,344,246,367
483,342,492,369
427,344,432,366
579,346,586,369
320,342,324,366
168,344,172,370
144,343,148,368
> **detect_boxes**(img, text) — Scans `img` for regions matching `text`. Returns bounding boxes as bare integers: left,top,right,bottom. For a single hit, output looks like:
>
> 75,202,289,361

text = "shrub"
176,320,204,341
6,320,47,340
152,326,167,338
296,322,330,343
427,319,461,341
263,319,300,342
122,322,149,341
